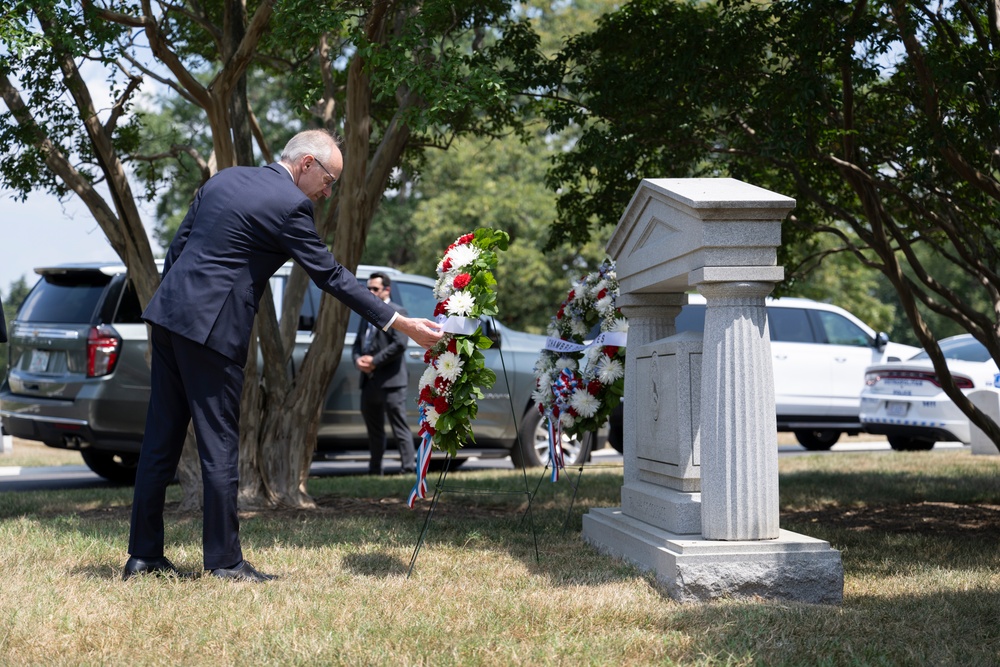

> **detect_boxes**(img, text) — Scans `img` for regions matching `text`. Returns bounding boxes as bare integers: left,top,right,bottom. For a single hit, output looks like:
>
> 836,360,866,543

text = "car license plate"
886,401,908,417
28,349,50,373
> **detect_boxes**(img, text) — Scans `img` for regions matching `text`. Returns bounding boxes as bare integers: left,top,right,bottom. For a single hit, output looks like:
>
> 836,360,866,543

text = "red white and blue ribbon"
407,406,435,508
546,367,585,482
545,409,564,481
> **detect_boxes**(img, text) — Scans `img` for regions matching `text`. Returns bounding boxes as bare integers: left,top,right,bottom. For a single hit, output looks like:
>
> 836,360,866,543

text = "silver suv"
0,263,565,482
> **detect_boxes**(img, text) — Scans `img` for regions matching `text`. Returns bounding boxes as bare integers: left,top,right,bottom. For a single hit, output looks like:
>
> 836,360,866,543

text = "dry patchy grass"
0,454,998,665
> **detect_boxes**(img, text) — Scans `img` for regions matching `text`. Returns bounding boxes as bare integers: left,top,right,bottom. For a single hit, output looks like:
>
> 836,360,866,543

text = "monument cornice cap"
689,266,785,286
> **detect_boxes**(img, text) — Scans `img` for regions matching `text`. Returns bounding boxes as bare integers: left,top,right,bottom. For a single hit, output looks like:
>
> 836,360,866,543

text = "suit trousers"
128,324,245,570
361,384,415,473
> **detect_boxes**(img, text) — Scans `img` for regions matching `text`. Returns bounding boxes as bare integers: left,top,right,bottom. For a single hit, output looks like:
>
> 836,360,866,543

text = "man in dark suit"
0,294,7,344
352,272,416,475
123,129,441,583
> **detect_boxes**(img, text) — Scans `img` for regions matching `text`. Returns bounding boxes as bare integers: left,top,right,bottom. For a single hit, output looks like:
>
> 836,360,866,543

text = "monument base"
582,508,843,604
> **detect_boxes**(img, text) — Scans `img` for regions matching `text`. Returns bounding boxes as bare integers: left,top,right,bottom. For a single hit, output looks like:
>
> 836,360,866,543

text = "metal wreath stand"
405,318,626,575
407,315,539,576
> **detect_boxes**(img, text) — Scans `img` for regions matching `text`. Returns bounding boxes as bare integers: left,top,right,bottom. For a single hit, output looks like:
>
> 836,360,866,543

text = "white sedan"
860,334,998,450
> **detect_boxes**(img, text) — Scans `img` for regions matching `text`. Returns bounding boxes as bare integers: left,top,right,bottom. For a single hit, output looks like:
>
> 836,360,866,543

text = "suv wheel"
511,407,592,468
80,449,139,484
793,429,841,451
888,436,936,451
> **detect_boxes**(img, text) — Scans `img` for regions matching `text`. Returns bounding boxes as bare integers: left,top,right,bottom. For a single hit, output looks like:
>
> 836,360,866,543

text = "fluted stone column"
696,279,779,540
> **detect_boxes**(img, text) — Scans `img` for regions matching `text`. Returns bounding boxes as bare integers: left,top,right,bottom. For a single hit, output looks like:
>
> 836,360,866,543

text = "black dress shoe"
122,556,194,581
208,560,276,583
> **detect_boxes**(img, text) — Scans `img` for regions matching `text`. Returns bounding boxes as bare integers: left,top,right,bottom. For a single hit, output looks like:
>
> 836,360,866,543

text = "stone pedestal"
581,177,843,603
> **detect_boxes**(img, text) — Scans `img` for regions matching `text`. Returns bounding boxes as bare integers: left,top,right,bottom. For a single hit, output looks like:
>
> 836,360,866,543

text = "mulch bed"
781,501,1000,538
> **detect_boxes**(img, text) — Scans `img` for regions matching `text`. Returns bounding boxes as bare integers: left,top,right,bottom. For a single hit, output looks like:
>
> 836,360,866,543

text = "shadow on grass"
341,551,409,577
665,587,1000,666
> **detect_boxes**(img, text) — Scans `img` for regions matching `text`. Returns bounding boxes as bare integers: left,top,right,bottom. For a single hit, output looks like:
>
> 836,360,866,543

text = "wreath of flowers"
532,259,627,480
408,227,509,507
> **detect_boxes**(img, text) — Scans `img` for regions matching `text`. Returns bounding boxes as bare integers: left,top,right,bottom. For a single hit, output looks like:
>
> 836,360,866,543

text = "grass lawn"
0,438,86,468
0,449,998,665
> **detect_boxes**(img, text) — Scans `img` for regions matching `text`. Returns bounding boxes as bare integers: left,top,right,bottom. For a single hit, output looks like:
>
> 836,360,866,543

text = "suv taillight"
87,325,121,377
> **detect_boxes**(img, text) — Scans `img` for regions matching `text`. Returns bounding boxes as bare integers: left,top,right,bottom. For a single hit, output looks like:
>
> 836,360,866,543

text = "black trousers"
361,384,415,473
128,325,244,570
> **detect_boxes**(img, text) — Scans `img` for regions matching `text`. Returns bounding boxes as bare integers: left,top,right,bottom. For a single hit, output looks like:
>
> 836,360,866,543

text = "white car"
676,296,920,450
860,334,998,450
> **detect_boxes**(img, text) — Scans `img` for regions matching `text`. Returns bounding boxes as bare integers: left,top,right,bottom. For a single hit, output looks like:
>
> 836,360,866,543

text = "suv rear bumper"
0,392,143,453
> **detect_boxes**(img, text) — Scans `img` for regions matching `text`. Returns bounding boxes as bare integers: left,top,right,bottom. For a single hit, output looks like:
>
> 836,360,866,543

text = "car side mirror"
482,318,501,348
875,331,889,352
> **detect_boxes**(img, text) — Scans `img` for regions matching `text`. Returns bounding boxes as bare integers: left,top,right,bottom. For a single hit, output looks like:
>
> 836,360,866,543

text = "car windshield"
911,336,992,363
17,273,111,323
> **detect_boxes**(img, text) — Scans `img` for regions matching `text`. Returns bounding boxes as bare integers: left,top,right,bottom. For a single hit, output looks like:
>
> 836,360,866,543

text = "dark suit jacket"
352,300,409,390
143,163,395,364
0,296,6,344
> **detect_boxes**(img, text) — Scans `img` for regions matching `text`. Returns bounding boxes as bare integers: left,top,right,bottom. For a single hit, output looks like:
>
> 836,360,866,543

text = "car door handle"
774,354,787,361
835,357,847,363
408,351,423,358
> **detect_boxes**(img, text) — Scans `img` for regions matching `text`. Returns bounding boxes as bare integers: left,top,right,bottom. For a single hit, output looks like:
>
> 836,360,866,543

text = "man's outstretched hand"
392,316,443,350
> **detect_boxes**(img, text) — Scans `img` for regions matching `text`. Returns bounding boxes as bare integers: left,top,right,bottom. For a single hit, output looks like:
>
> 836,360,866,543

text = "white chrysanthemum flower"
419,365,438,390
570,390,601,418
597,356,625,384
447,244,480,269
434,281,453,302
570,319,589,339
584,344,604,368
559,412,576,429
594,279,608,294
596,295,615,315
436,351,464,382
610,318,629,334
546,322,561,338
424,405,440,428
534,356,555,375
555,357,577,372
531,384,553,406
445,290,475,317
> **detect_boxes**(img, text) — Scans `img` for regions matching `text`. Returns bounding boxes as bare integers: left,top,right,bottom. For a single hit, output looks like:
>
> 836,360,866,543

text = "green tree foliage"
539,0,1000,442
368,135,612,334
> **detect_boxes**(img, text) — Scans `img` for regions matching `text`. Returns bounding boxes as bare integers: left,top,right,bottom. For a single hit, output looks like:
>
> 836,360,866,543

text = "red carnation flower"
447,338,457,354
458,233,475,244
441,257,453,272
433,396,450,414
568,289,575,301
434,376,451,391
453,273,471,290
568,407,578,417
419,386,434,403
434,301,447,317
597,288,607,300
603,345,619,357
588,379,602,396
557,306,565,319
423,349,433,364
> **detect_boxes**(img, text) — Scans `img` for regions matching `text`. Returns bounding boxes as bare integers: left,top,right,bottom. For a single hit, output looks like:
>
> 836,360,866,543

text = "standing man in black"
352,272,416,476
123,129,441,583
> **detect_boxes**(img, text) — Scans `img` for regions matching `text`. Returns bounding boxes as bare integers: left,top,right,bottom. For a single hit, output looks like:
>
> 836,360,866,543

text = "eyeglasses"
313,157,337,185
